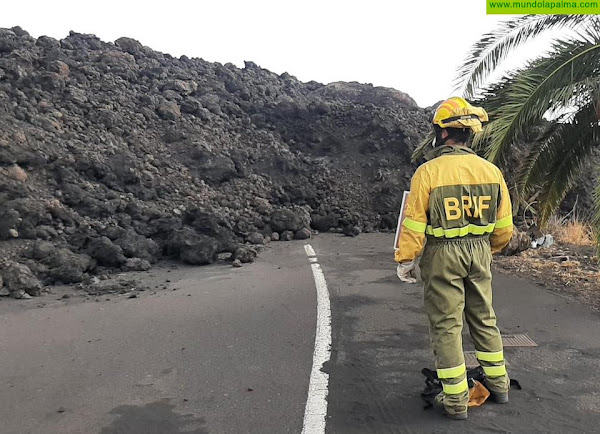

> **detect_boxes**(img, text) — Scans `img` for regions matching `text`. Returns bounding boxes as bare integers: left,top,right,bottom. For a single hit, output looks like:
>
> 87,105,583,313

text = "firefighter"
395,97,513,420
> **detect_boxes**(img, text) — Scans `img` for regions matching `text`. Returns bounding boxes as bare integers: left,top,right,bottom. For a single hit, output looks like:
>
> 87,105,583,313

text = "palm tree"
417,15,600,250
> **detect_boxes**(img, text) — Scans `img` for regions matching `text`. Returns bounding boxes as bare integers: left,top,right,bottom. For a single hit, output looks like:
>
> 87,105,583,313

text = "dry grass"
546,215,596,246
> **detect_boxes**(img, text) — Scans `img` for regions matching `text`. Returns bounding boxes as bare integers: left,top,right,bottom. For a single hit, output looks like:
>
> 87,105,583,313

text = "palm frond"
532,116,600,223
474,29,600,164
515,121,561,195
456,14,598,98
411,131,435,162
593,171,600,255
458,15,600,251
517,98,599,188
470,118,496,154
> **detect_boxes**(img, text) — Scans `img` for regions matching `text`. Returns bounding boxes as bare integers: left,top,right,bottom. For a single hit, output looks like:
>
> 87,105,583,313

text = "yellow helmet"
432,97,488,132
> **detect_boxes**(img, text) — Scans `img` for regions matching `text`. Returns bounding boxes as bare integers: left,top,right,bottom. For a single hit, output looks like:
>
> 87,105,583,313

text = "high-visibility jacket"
395,145,513,263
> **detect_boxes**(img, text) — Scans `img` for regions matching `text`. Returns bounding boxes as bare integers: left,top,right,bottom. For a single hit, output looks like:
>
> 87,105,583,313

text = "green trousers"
419,236,509,407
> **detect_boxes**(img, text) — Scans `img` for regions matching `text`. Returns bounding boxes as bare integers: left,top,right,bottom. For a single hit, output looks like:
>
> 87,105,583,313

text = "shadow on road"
100,399,208,434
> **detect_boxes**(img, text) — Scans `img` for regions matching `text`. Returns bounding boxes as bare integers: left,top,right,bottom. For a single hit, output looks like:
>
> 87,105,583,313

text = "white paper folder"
393,191,410,250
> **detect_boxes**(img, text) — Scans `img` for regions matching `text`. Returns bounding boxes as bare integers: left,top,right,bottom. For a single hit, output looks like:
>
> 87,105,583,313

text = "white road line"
304,244,317,257
301,244,332,434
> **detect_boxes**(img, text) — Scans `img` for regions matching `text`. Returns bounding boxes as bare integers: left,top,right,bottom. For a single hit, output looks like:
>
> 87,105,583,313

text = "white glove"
397,261,417,284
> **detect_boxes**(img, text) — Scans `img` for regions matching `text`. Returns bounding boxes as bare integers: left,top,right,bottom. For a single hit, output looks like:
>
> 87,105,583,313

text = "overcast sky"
2,1,558,107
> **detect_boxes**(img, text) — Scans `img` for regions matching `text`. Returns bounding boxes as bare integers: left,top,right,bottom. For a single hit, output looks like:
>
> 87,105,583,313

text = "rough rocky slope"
0,27,430,297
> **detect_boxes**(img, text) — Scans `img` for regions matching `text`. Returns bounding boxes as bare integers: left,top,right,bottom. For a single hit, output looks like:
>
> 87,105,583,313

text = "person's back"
418,146,512,244
396,145,513,263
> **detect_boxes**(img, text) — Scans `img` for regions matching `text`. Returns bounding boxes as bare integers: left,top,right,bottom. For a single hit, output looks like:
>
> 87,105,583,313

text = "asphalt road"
0,242,315,434
2,233,600,433
312,234,600,433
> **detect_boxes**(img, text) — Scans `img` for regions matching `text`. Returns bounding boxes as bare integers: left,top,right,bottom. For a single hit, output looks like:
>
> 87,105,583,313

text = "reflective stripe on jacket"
395,145,513,263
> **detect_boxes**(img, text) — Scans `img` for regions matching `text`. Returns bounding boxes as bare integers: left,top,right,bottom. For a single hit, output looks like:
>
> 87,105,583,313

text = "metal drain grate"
502,334,538,347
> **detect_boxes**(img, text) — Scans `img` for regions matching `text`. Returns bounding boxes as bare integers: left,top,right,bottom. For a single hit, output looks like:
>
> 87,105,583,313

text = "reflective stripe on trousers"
437,363,468,395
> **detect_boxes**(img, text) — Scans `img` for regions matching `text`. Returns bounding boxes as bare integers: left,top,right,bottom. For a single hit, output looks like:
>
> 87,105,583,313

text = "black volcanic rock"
0,27,433,281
